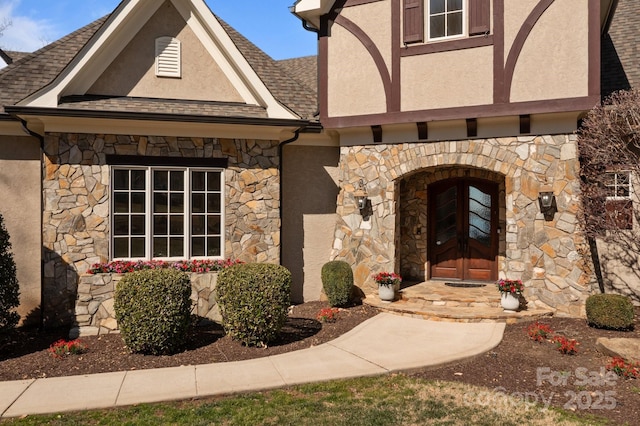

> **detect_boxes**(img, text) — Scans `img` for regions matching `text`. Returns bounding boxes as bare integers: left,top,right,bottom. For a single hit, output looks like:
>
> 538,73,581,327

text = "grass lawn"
0,375,612,425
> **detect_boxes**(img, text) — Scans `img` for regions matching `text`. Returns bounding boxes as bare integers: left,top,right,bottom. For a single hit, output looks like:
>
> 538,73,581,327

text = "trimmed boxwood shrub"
586,294,635,330
217,263,291,347
0,213,19,333
321,260,353,307
114,269,192,355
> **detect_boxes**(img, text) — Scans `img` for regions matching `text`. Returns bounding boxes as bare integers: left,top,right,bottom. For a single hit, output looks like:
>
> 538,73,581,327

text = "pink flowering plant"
88,259,243,274
374,271,402,287
497,278,524,295
316,307,340,323
607,357,640,379
48,339,88,359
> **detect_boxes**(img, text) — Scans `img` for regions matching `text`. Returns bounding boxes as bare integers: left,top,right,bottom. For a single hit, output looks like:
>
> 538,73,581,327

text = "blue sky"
0,0,317,59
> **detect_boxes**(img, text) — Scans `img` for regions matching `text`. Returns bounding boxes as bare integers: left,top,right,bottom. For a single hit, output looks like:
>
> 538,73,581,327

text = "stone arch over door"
399,166,506,282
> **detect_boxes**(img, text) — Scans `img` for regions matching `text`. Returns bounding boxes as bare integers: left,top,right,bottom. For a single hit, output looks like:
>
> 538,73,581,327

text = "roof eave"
291,0,336,30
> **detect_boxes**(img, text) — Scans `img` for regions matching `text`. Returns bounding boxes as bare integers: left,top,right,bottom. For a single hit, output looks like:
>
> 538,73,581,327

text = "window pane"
192,237,205,257
170,216,184,235
131,238,145,258
170,193,184,213
131,215,145,235
154,193,168,213
153,238,167,257
154,216,168,235
447,0,462,11
131,170,146,190
192,172,205,191
430,15,445,38
447,11,463,35
192,216,205,235
170,237,184,257
207,237,221,257
192,193,205,213
114,193,129,214
170,171,184,191
131,192,145,213
113,170,129,190
154,171,168,191
208,172,221,191
208,194,221,213
113,238,129,258
113,216,129,236
430,0,445,14
207,215,221,234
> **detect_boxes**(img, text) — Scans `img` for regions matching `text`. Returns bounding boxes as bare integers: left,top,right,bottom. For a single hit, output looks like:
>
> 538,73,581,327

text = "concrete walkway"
0,313,505,418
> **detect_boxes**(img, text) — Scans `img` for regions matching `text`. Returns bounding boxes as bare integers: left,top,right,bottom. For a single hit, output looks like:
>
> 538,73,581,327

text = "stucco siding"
510,0,589,102
0,136,41,325
401,46,493,111
88,1,243,103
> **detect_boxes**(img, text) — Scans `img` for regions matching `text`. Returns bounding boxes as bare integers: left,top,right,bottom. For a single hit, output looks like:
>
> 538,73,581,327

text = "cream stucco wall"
510,0,589,102
282,144,340,303
88,1,243,103
401,46,494,111
503,0,539,66
327,24,387,117
0,136,41,325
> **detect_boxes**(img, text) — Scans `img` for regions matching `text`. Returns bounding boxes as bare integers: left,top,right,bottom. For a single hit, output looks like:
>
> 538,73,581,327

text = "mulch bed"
1,302,640,424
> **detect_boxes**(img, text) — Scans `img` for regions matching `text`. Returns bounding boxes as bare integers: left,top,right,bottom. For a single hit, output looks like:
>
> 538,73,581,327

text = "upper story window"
155,36,181,78
429,0,464,40
403,0,490,45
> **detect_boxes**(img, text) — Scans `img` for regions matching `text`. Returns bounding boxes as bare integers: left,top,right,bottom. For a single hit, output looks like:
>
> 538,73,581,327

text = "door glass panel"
468,186,492,247
435,186,457,245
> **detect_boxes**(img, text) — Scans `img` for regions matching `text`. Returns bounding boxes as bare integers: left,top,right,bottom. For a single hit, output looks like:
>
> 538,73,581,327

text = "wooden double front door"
429,178,498,282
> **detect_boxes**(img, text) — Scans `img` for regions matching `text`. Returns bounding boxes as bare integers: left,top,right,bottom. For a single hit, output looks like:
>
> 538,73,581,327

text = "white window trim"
605,170,632,201
427,0,468,42
110,166,225,261
155,36,182,78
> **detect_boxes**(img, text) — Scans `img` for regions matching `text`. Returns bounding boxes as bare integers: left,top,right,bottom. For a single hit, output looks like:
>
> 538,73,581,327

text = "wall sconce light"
538,189,556,220
354,180,368,211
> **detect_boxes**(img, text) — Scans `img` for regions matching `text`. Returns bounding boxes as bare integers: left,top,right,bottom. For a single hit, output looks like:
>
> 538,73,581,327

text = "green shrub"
586,294,635,330
0,213,19,333
114,269,192,355
321,261,353,307
217,263,291,347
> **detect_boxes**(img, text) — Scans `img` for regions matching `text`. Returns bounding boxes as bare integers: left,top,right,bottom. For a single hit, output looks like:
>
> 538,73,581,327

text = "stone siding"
73,272,221,337
332,135,596,317
43,133,280,327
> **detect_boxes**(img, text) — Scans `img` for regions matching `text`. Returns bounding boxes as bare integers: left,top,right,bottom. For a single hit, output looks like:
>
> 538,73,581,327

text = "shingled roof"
601,0,639,97
0,8,318,121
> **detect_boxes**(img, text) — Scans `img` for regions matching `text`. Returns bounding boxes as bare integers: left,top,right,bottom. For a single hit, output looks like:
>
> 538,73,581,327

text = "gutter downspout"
17,117,46,331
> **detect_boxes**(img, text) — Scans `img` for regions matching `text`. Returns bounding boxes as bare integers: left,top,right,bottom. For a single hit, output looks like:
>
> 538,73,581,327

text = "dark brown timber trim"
372,125,383,142
319,17,330,122
417,122,428,140
402,35,494,56
466,118,478,138
493,0,505,103
519,114,531,134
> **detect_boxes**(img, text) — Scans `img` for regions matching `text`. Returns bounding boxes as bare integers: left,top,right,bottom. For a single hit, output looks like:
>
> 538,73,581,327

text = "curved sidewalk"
0,313,505,418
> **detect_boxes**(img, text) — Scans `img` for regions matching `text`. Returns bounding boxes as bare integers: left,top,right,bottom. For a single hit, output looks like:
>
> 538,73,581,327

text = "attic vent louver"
155,37,181,78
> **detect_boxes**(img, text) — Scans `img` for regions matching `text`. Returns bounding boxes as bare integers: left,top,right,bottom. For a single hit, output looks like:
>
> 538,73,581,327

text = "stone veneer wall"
332,135,596,317
43,133,280,327
72,272,220,337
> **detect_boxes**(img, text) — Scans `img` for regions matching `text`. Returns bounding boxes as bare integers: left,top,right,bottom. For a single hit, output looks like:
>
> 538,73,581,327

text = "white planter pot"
378,284,395,302
501,292,520,311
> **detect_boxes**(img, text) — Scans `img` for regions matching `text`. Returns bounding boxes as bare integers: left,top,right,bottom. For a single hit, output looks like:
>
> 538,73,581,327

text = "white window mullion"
146,167,153,260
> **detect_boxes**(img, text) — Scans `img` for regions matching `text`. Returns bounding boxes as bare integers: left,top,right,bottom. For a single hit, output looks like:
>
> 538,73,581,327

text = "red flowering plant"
552,335,579,355
373,272,402,287
526,321,554,343
48,339,88,359
496,278,524,295
316,307,340,323
607,357,640,379
88,259,243,274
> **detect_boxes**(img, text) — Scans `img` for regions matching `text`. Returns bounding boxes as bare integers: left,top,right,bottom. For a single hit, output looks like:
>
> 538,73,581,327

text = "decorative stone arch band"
331,136,595,316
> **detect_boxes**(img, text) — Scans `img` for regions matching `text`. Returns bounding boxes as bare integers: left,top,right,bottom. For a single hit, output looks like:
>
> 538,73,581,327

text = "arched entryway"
399,167,505,283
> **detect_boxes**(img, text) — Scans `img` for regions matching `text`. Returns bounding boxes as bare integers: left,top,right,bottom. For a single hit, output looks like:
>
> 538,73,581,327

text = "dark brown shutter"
403,0,424,44
606,199,633,230
469,0,491,36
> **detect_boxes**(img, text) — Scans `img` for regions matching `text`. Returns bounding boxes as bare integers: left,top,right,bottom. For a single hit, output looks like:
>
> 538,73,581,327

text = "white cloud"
0,0,57,53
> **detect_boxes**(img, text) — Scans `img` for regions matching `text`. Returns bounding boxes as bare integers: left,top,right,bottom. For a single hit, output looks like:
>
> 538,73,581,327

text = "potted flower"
497,278,524,311
374,271,402,302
